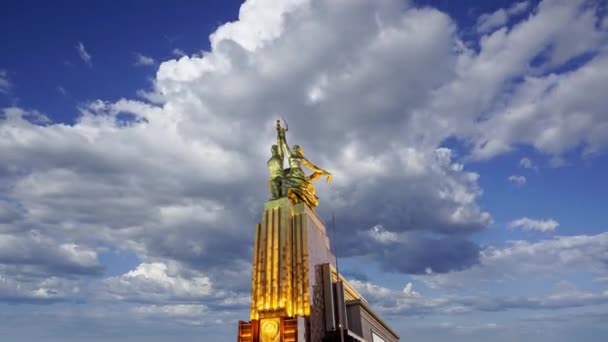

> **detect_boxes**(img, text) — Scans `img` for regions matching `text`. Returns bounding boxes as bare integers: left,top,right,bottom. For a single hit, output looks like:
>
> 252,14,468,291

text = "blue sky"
1,0,608,341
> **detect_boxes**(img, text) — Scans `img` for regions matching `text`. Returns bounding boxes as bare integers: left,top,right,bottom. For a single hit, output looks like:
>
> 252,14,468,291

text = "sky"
1,0,608,341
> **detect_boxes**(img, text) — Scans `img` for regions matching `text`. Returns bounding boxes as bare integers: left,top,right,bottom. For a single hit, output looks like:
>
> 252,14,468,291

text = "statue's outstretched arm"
302,158,332,183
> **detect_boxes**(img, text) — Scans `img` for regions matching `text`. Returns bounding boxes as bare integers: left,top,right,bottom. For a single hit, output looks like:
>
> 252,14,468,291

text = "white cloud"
0,4,607,341
101,262,216,302
402,282,421,297
519,157,537,170
0,232,102,275
418,232,608,290
76,41,92,66
368,225,400,244
509,217,559,232
477,1,529,34
508,175,526,186
57,86,67,95
209,0,308,52
419,0,608,160
0,272,82,302
0,69,11,93
507,1,530,16
477,9,508,34
351,277,608,317
468,1,608,158
134,53,155,66
0,0,495,301
172,48,186,57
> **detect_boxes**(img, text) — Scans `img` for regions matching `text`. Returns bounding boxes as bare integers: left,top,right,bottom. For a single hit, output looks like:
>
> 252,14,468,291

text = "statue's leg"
269,180,274,199
273,177,283,198
270,178,281,199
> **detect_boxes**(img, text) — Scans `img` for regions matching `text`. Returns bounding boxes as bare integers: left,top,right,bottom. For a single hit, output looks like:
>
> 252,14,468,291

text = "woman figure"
280,128,332,209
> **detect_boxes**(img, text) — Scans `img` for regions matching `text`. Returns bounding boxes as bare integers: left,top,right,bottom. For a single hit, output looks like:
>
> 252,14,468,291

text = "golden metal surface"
267,120,332,209
301,212,310,316
260,318,281,342
267,121,285,200
249,199,313,320
272,208,279,309
250,224,261,319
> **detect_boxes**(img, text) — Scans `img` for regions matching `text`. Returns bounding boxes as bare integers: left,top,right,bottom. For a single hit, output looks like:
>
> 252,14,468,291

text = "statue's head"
271,144,278,155
293,145,304,157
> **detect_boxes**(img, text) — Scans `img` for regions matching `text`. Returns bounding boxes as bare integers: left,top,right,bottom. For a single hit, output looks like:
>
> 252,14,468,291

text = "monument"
237,120,399,342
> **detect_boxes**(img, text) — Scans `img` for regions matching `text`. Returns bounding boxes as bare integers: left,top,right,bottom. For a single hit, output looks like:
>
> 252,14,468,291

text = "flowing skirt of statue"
283,161,318,209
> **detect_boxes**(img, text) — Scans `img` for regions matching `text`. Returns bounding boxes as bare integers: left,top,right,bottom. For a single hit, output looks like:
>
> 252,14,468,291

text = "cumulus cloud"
467,0,608,158
351,277,608,318
172,48,187,57
0,5,606,341
100,261,249,316
415,0,608,160
402,282,421,297
477,1,530,34
76,41,92,66
508,175,526,186
0,232,103,275
418,232,607,289
134,53,155,66
0,0,498,303
519,157,537,170
0,272,83,303
509,217,559,232
101,262,214,301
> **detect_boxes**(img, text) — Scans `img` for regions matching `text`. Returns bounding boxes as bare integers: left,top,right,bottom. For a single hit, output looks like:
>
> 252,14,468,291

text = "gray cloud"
348,227,482,274
0,0,496,304
351,278,608,318
417,232,608,289
0,232,103,276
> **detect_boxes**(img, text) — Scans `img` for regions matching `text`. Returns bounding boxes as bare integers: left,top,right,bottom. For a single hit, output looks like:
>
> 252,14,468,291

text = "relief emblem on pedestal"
260,318,280,342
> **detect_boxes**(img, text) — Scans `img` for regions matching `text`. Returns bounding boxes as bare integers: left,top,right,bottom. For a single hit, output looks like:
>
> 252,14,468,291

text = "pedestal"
237,198,398,342
239,198,335,342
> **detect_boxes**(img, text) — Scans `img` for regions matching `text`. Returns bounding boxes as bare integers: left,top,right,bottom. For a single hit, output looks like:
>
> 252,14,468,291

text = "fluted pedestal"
239,198,335,342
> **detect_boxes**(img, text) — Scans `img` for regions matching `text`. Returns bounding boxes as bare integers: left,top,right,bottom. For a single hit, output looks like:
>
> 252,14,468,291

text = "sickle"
281,116,288,132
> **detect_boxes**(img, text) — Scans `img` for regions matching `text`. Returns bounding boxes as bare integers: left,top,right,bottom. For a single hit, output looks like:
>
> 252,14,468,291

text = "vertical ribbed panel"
249,199,323,320
301,213,310,315
293,213,300,315
285,207,293,316
272,207,279,309
264,210,274,310
250,224,261,320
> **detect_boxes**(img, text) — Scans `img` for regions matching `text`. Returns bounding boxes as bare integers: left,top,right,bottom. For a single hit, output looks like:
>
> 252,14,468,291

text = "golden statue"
267,120,285,200
269,119,332,209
